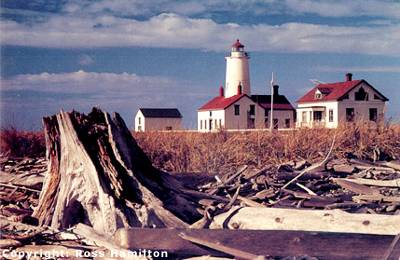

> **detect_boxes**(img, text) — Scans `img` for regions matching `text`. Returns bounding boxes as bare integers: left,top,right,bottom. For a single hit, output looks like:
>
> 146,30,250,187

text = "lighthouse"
197,39,295,132
224,39,251,98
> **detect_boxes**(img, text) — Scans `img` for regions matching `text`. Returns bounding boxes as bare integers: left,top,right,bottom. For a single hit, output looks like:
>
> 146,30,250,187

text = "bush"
0,127,45,158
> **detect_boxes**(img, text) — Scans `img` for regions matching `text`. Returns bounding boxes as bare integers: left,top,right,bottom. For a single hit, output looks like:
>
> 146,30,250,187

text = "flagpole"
270,72,275,132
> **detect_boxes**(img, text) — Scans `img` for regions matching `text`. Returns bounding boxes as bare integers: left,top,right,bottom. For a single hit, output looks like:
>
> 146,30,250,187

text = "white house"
296,73,389,128
198,39,295,132
135,108,182,132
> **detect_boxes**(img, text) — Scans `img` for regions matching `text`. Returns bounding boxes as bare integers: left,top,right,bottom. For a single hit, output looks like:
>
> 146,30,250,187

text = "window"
315,93,322,99
138,117,141,124
234,104,240,115
209,119,212,130
264,108,269,117
329,109,334,122
165,126,172,130
285,119,290,128
355,87,369,101
313,111,322,121
209,111,212,117
369,108,378,122
215,119,218,128
200,120,202,129
309,111,313,121
249,105,255,116
138,126,142,131
273,119,279,129
302,111,307,122
219,119,222,128
346,108,355,122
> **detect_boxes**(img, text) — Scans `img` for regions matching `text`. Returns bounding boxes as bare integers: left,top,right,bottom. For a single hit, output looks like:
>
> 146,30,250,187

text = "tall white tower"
224,39,251,98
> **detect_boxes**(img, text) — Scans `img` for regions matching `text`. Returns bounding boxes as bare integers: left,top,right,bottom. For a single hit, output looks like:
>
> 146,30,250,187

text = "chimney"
346,73,353,82
219,86,224,97
237,83,242,95
273,85,279,96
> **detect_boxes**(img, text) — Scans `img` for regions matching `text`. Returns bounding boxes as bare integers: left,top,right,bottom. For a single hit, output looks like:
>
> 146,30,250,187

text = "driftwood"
114,227,400,260
209,206,400,235
33,108,201,235
353,194,400,203
179,232,265,260
71,223,145,259
332,178,380,195
339,177,400,188
280,134,335,190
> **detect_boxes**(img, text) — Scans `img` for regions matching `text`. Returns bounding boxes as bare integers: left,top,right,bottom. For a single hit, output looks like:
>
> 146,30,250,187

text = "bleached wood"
114,227,400,259
332,178,380,195
353,194,400,203
209,207,400,235
339,178,400,188
72,223,145,260
33,108,200,235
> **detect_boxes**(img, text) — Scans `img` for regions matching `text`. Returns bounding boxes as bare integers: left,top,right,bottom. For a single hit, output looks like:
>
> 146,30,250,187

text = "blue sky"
1,0,399,129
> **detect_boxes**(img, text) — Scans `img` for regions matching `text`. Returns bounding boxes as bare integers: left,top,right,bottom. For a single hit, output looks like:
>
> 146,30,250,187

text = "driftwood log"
33,108,201,234
114,227,400,260
209,207,400,235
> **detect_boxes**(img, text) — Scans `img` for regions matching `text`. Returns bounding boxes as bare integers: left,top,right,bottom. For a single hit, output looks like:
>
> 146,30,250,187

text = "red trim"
198,94,247,111
232,39,244,48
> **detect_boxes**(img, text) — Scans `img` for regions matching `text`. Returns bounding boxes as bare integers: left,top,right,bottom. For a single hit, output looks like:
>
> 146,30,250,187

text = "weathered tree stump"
33,108,201,234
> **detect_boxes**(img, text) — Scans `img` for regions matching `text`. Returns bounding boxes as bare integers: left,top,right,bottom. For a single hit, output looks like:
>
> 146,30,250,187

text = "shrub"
0,127,45,158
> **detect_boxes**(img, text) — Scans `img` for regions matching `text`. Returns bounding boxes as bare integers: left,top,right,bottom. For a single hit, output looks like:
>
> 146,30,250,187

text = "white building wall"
135,111,182,132
198,98,295,131
134,110,145,131
254,106,295,129
296,81,387,128
143,118,182,131
337,82,386,123
267,110,295,129
224,97,256,130
296,101,338,128
254,105,265,128
225,52,250,98
198,110,225,132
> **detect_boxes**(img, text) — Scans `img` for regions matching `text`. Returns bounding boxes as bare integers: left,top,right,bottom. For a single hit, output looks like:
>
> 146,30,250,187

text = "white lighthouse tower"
224,39,251,98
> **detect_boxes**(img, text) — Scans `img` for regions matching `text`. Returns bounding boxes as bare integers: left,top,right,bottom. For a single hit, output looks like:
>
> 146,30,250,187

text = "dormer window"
314,89,323,99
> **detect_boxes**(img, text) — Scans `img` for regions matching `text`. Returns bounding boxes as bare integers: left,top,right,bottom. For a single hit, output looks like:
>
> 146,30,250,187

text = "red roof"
297,80,362,103
232,39,244,48
198,94,247,111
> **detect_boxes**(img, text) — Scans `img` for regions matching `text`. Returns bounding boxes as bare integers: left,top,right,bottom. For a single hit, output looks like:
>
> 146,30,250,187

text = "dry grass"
1,122,399,173
134,122,400,173
0,127,45,158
